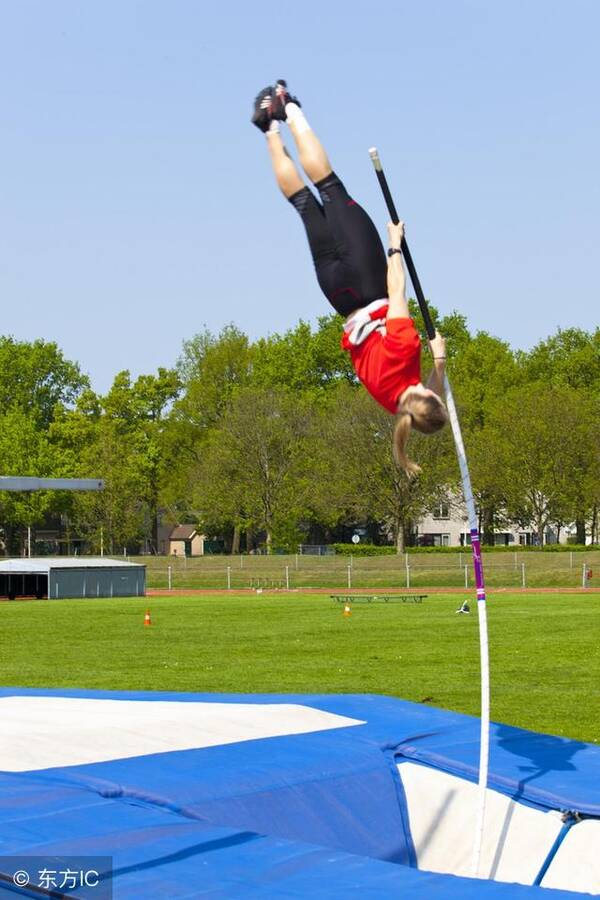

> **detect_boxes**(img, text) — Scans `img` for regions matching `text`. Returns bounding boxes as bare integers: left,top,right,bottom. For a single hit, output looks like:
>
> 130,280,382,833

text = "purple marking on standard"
470,530,485,591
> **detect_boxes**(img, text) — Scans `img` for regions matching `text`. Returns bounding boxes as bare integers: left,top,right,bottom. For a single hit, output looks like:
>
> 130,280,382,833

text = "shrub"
328,542,599,556
330,543,396,556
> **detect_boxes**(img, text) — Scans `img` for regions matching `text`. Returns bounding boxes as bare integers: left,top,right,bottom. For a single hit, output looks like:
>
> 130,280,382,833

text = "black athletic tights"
289,172,387,317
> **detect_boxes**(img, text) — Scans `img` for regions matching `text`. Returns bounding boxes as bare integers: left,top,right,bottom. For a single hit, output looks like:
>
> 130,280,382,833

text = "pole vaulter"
252,85,489,872
369,147,490,877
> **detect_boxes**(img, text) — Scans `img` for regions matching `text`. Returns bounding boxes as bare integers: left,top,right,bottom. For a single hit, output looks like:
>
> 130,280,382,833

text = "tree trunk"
231,525,241,555
482,504,495,546
536,516,545,546
395,523,405,554
265,528,272,554
152,511,159,555
575,517,586,544
2,523,12,556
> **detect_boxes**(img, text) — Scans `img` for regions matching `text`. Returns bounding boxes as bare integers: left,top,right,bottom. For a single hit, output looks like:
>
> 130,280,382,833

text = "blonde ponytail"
392,412,422,477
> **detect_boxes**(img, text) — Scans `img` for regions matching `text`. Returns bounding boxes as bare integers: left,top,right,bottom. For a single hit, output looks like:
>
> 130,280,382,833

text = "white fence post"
406,558,410,589
167,565,172,590
227,566,232,590
582,563,587,588
464,564,469,588
521,562,526,588
347,565,352,589
285,566,290,590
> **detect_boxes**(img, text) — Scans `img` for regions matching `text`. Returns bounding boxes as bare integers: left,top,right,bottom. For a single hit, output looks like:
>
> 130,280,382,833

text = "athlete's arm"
386,222,409,320
426,332,446,395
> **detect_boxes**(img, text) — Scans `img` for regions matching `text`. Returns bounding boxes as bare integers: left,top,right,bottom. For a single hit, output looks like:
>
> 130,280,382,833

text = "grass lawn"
1,591,598,744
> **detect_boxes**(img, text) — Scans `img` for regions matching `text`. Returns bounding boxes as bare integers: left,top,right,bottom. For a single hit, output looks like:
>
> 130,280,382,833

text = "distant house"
414,496,566,547
168,525,205,557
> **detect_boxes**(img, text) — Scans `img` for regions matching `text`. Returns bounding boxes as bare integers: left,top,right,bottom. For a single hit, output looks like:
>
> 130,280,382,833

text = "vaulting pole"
369,148,490,877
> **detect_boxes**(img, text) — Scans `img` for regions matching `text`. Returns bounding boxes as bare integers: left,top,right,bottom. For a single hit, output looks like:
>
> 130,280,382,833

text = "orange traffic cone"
144,609,152,627
343,604,352,618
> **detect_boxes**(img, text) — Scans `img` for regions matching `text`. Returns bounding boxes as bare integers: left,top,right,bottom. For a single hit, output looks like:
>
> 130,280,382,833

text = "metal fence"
134,551,600,592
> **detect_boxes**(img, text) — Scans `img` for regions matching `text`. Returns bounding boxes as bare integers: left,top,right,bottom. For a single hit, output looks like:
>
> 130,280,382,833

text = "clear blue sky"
1,0,598,392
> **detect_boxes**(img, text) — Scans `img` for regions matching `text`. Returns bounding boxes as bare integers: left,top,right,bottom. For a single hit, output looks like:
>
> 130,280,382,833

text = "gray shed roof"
0,557,145,574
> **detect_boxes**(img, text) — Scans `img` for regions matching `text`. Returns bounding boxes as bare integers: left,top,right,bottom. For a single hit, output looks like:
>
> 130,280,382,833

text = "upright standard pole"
369,148,490,877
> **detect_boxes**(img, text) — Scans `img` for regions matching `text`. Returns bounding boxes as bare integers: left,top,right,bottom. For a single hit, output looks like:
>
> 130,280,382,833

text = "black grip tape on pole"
369,148,437,341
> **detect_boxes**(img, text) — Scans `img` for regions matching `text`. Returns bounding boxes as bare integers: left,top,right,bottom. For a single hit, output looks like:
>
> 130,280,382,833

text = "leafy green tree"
476,384,598,543
53,369,179,553
161,326,252,523
448,332,521,430
440,331,521,541
311,313,356,386
51,389,141,553
0,409,63,553
175,325,251,428
522,328,600,393
252,315,354,394
191,387,313,551
103,368,179,551
0,337,87,426
519,327,600,541
312,383,457,552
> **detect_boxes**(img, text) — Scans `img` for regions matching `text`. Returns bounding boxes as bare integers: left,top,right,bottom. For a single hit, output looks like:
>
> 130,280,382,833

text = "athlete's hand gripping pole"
369,146,490,879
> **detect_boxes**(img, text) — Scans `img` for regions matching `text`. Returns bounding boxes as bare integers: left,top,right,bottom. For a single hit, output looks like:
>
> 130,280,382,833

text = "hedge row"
330,544,396,556
330,543,600,556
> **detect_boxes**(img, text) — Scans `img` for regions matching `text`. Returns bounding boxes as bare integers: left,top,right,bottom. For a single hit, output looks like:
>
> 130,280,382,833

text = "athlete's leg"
287,185,347,305
265,130,305,198
261,128,347,307
288,120,333,184
271,81,333,183
253,84,374,316
273,82,387,308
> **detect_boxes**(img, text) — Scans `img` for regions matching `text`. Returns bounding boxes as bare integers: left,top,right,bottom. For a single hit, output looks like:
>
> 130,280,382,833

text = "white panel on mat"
0,697,364,772
398,761,564,886
541,819,600,894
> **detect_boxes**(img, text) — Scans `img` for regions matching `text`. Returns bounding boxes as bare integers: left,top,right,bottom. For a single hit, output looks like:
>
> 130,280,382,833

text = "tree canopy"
2,312,599,555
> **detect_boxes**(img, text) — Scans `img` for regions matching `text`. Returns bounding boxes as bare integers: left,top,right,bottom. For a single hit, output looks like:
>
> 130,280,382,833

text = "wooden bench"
330,593,427,604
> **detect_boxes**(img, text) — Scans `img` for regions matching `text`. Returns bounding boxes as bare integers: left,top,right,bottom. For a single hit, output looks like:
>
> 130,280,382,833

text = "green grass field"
1,591,598,743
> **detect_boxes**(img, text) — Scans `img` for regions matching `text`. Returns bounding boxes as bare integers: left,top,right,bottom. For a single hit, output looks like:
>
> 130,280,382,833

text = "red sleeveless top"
342,317,422,414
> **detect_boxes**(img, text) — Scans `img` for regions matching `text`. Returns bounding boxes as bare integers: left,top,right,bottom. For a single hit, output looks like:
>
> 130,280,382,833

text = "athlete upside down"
252,80,448,475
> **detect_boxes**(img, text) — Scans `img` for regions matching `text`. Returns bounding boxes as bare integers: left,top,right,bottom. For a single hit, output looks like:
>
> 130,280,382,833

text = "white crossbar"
0,477,104,492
